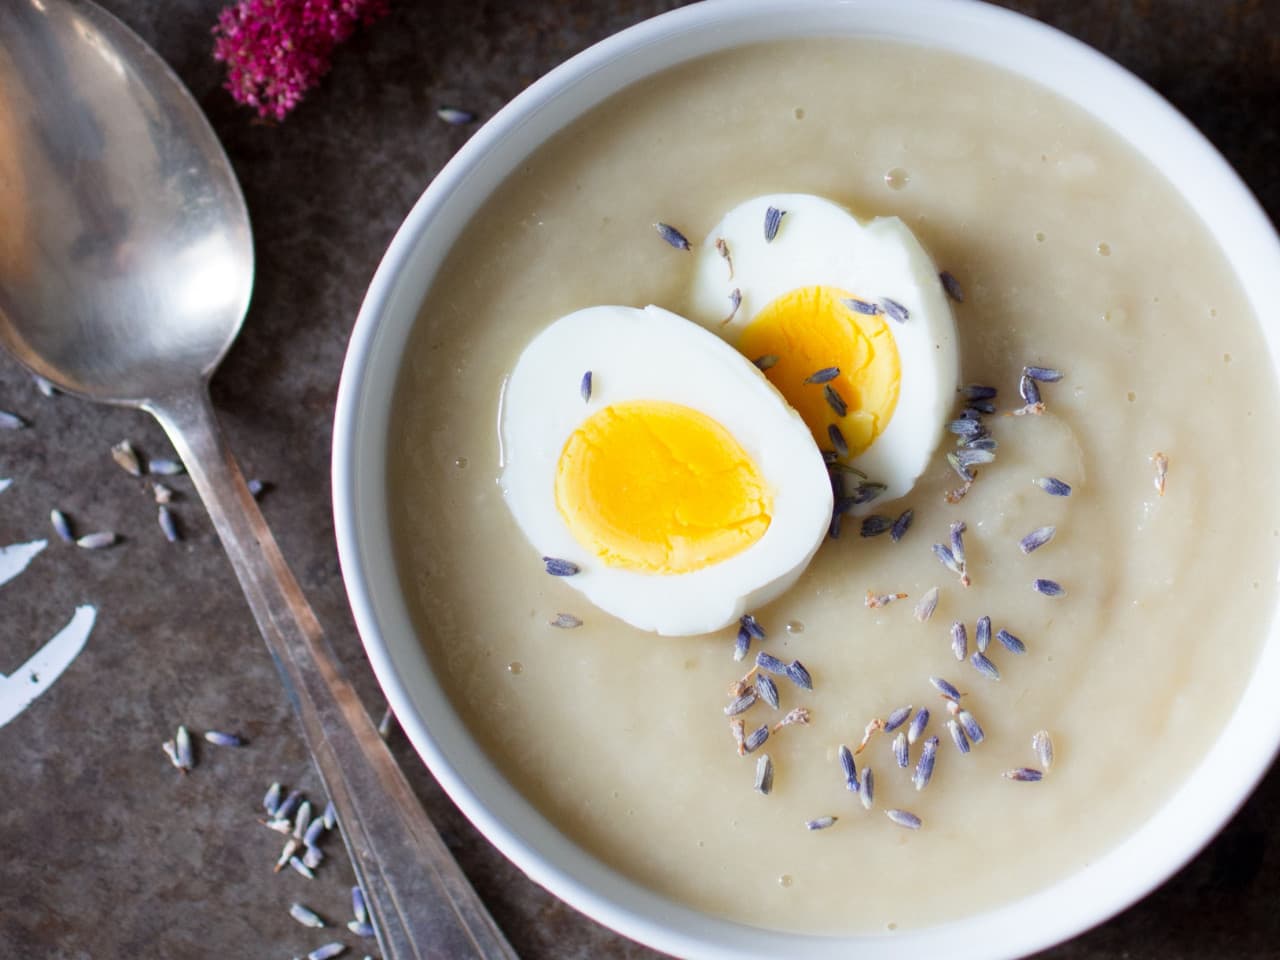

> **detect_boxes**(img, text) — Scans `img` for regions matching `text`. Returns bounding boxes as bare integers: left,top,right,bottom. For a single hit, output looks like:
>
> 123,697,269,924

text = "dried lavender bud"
907,708,930,745
947,718,970,754
975,615,991,654
756,651,787,675
880,298,909,322
1019,526,1056,554
970,651,1001,681
744,724,770,753
884,706,912,732
804,366,841,384
755,673,780,710
930,676,962,702
1019,373,1042,406
754,754,774,795
838,744,858,791
956,709,985,744
914,587,940,623
655,222,691,250
913,736,938,791
289,902,326,928
860,515,894,538
785,660,813,691
842,297,881,315
1032,730,1055,770
542,557,580,577
764,206,786,242
886,808,921,830
1023,366,1063,382
824,384,849,417
1034,476,1072,497
940,270,965,303
893,731,909,768
859,767,875,809
436,106,476,125
890,508,914,542
996,628,1026,654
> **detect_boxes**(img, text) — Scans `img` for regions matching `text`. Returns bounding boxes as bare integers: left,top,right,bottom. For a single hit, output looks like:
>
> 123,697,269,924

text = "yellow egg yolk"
738,286,900,459
555,400,773,574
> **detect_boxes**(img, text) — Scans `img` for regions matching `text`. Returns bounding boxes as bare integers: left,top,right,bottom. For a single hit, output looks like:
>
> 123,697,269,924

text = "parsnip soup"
388,38,1280,934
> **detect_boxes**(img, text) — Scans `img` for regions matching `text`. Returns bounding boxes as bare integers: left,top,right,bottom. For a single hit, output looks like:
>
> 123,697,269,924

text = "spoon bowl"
0,4,515,958
0,0,251,402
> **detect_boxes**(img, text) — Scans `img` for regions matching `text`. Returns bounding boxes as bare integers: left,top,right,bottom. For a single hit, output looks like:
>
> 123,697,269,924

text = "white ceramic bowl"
333,1,1280,956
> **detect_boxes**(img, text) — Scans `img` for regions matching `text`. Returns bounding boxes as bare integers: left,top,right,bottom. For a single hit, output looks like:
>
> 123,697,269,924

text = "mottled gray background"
0,1,1277,958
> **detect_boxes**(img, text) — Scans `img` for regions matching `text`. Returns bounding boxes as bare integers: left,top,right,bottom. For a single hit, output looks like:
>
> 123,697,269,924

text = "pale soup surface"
389,39,1280,933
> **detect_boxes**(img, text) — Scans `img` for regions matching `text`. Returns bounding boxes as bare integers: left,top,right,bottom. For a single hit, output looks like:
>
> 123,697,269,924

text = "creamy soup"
388,39,1280,934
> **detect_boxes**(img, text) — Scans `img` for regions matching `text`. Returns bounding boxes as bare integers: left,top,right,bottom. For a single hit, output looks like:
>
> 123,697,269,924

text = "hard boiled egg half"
688,193,959,511
499,304,832,637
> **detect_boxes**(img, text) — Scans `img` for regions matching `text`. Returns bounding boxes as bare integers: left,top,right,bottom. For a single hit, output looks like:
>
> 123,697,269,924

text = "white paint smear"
0,605,96,729
0,539,47,589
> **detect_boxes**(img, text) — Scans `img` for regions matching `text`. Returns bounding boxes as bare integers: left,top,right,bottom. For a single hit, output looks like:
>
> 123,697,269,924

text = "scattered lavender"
838,744,858,792
890,508,914,542
913,586,939,623
884,706,912,732
970,651,1000,681
975,615,991,653
289,902,326,928
203,730,245,747
1151,451,1169,496
754,754,774,795
947,718,971,754
764,206,786,242
913,736,938,791
886,809,922,830
907,708,930,745
50,509,74,543
654,222,691,250
1019,526,1056,554
1032,730,1055,770
1034,476,1072,497
859,767,875,809
437,106,476,125
940,270,965,303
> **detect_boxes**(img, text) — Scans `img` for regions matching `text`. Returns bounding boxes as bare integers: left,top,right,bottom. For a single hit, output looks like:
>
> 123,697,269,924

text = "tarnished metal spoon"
0,3,517,958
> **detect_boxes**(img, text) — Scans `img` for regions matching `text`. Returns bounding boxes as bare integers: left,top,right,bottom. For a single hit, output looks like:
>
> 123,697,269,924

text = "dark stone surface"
0,1,1277,958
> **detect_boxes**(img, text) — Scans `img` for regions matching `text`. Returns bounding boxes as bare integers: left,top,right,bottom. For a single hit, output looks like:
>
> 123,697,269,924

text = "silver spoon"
0,3,517,958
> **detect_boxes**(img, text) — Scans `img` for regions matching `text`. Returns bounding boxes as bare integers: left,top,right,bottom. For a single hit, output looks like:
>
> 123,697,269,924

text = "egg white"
499,304,833,637
688,193,960,509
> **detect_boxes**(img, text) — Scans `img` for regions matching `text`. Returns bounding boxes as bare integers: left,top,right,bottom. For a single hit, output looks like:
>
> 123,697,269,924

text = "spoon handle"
147,387,518,960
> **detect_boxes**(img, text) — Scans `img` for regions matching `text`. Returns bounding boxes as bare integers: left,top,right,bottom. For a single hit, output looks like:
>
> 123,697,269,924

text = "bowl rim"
333,1,1280,957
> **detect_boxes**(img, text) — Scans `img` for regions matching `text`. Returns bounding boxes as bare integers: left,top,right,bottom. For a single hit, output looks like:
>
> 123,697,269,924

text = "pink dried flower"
212,0,389,121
